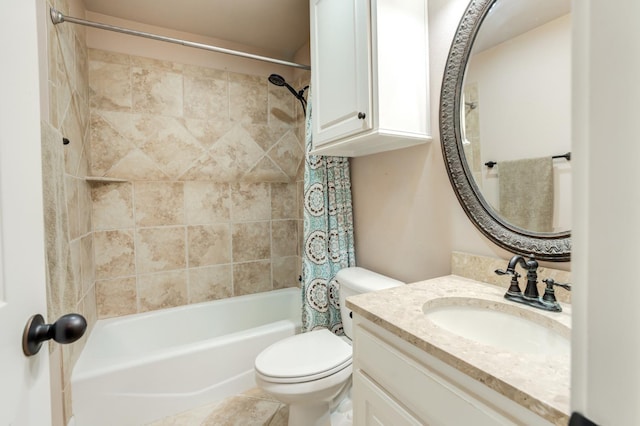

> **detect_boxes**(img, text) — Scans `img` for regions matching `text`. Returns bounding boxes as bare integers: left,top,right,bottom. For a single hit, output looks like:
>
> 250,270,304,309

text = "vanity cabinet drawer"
353,325,516,425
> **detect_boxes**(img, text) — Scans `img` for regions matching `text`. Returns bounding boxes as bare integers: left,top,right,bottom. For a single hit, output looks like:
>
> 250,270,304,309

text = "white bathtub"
72,288,301,426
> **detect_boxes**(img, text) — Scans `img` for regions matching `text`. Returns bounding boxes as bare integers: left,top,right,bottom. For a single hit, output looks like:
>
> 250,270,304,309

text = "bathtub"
72,288,301,426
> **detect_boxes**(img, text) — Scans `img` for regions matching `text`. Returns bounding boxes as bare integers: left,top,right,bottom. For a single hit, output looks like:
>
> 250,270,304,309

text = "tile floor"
148,388,288,426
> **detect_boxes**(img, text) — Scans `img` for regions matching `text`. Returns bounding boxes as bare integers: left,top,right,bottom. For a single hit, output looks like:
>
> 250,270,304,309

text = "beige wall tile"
90,112,137,176
62,99,85,175
94,230,136,279
232,222,270,262
96,277,137,319
233,261,272,296
243,156,289,183
105,149,168,180
184,71,228,120
78,180,93,235
231,182,270,221
271,220,297,257
229,73,267,124
189,265,233,303
181,118,233,150
271,183,297,219
134,182,184,227
297,221,303,257
69,239,83,303
184,182,230,224
89,60,132,111
138,270,188,312
267,131,303,179
272,257,300,290
86,49,308,320
91,182,134,230
131,56,184,73
132,67,183,116
245,124,289,152
88,48,130,65
138,117,206,178
187,125,263,181
80,234,95,295
268,84,296,127
82,285,98,329
64,175,80,240
136,227,186,273
188,224,231,267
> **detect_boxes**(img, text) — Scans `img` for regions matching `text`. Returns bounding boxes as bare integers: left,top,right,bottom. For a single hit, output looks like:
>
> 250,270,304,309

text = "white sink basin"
423,303,570,356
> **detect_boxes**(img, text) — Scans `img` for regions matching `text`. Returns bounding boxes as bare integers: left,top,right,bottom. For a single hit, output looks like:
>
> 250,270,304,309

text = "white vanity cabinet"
309,0,431,157
352,316,554,426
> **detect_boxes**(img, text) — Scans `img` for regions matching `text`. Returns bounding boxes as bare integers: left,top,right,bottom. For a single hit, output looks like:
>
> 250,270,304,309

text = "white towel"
498,157,554,232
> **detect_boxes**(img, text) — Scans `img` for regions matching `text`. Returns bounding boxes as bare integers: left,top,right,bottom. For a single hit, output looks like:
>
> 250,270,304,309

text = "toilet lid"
255,329,352,383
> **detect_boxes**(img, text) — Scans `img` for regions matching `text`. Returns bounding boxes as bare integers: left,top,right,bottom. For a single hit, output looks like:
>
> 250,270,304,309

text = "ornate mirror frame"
439,0,571,261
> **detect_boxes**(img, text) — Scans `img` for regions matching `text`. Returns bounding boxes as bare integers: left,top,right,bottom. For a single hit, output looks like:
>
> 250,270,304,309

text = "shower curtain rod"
49,8,311,71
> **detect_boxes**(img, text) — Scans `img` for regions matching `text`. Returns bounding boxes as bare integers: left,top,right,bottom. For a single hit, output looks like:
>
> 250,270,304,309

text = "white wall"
572,0,640,424
466,14,571,232
351,0,571,283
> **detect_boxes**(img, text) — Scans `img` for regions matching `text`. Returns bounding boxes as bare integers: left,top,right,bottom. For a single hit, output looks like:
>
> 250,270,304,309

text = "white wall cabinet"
352,316,554,426
309,0,431,157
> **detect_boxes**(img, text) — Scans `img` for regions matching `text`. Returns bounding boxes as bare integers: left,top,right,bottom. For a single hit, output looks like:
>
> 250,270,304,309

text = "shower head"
268,74,287,87
267,73,308,115
268,73,300,98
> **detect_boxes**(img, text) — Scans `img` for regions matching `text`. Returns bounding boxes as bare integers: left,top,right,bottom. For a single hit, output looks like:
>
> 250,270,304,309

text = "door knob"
357,112,366,120
22,313,87,356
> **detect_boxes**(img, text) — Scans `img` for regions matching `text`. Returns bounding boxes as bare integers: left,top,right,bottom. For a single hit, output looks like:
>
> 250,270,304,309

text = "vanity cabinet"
352,316,554,426
309,0,431,157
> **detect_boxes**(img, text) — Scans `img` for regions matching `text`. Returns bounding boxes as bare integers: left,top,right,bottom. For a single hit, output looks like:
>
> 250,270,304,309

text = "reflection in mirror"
439,0,571,261
461,0,571,233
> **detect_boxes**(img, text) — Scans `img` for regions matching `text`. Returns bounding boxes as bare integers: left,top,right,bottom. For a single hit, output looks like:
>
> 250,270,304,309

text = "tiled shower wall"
88,48,308,318
42,0,95,423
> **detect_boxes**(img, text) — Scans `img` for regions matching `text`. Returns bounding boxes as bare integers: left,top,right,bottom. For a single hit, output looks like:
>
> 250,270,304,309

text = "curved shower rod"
49,8,311,71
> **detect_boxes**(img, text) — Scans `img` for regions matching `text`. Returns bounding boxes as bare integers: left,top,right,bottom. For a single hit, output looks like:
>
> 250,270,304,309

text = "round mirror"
440,0,571,261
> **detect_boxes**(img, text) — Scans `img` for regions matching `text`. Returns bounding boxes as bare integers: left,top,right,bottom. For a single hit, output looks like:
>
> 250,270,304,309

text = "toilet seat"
255,329,352,384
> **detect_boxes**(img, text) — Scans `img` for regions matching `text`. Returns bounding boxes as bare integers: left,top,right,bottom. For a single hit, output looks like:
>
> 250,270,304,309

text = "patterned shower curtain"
301,92,356,334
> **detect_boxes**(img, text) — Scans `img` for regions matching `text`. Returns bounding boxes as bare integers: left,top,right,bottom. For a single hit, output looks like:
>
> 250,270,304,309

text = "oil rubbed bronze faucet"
495,255,571,312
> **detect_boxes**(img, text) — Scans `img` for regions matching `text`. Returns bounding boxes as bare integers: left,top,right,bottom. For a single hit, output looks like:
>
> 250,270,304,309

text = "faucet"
495,254,571,312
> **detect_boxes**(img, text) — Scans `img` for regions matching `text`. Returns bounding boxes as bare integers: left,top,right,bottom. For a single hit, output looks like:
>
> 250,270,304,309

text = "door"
0,1,51,425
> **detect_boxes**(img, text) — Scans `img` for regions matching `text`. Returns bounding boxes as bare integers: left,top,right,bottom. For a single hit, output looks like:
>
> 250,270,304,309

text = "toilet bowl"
254,267,403,426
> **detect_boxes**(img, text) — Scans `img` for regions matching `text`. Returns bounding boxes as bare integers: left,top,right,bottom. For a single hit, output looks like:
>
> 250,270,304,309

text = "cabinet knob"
357,112,366,120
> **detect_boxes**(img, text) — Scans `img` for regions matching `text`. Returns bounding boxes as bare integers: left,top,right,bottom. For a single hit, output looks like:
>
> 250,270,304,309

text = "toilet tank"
336,267,404,338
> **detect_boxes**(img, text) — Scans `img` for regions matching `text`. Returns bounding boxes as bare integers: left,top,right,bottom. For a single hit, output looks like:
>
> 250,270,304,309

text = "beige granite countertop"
346,275,571,425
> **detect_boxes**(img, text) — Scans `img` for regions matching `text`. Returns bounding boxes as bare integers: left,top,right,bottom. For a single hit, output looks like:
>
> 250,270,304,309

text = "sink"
423,302,570,356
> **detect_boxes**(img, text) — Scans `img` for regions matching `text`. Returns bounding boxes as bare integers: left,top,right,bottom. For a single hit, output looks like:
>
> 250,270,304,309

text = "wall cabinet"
352,316,554,426
309,0,431,157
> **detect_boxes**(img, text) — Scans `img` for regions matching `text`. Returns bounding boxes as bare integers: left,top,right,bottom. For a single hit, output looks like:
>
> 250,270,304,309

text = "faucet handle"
495,269,521,278
542,278,572,291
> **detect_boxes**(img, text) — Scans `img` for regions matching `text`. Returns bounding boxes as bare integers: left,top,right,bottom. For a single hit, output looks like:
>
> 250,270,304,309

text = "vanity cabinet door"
310,0,372,147
353,371,422,426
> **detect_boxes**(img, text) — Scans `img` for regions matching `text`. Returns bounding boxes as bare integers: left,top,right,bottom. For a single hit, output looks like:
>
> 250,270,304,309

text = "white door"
310,0,372,146
0,1,52,425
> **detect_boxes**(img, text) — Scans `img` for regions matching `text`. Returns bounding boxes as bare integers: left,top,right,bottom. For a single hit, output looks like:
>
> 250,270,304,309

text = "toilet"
254,267,404,426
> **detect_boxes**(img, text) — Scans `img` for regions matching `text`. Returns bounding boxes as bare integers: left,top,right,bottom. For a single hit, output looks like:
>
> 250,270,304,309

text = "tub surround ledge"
346,275,571,425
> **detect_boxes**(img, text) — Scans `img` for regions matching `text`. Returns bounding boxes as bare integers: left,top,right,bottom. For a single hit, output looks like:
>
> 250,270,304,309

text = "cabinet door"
310,0,372,147
353,371,422,426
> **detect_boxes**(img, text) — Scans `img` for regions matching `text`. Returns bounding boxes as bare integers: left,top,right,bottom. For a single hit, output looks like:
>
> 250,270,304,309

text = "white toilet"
254,267,404,426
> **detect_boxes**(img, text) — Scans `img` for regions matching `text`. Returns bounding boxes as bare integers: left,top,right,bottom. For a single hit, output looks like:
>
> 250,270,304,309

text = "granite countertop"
346,275,571,425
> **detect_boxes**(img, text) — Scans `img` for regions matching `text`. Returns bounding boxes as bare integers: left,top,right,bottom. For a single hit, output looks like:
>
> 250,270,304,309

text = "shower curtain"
301,93,356,334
